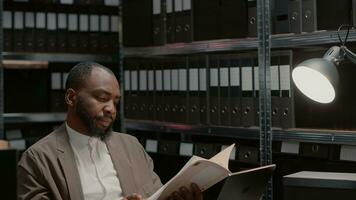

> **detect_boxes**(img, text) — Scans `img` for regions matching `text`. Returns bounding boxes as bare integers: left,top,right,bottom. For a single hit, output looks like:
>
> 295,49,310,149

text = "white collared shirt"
66,123,123,200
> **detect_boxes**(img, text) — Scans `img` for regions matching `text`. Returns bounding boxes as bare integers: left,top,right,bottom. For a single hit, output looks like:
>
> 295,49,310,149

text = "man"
18,62,202,200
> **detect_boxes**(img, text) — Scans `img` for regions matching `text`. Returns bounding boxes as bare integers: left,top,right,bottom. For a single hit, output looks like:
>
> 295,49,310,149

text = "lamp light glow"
292,46,341,104
292,66,335,103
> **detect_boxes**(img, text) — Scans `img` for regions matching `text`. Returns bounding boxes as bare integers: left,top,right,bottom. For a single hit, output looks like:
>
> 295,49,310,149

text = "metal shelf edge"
3,52,118,63
124,120,356,145
4,112,66,124
123,30,356,56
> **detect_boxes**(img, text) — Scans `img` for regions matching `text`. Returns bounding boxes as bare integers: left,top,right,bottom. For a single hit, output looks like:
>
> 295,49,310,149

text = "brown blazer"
18,124,162,200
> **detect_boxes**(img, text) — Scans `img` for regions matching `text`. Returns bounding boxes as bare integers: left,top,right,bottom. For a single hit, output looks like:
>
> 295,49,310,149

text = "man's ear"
65,88,76,106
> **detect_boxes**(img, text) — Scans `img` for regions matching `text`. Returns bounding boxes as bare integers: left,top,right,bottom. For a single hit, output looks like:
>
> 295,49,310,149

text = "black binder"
194,143,219,159
67,12,79,53
13,10,25,52
98,14,111,54
219,0,247,39
59,0,74,4
247,0,257,37
163,59,174,122
166,0,175,43
50,71,66,112
123,59,140,120
279,53,295,129
89,14,100,53
170,58,180,122
122,0,152,46
302,0,351,32
173,0,184,42
241,57,255,127
209,56,220,125
130,61,140,119
353,0,356,28
317,0,351,31
146,59,156,121
158,140,180,155
137,59,150,120
219,56,231,126
110,15,119,53
3,10,13,52
123,59,132,119
274,0,290,33
176,57,188,123
187,56,201,124
35,11,47,52
57,12,68,52
154,59,165,121
237,145,259,164
199,57,208,125
152,0,165,45
229,57,242,127
253,57,260,127
270,56,281,128
289,0,302,33
175,0,192,43
193,0,219,41
46,12,57,52
24,11,35,52
301,0,317,32
79,14,90,53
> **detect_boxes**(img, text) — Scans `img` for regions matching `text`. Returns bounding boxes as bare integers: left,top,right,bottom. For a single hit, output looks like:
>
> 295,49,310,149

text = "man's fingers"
179,186,194,199
125,193,143,200
191,183,203,200
173,191,185,200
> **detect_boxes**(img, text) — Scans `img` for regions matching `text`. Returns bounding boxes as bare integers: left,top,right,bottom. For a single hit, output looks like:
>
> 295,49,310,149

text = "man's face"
74,68,120,139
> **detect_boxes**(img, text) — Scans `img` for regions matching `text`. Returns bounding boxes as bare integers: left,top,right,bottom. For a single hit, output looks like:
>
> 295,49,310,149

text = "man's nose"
104,101,117,115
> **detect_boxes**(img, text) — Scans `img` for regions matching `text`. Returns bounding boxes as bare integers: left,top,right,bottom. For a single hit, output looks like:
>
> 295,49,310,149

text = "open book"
147,143,237,200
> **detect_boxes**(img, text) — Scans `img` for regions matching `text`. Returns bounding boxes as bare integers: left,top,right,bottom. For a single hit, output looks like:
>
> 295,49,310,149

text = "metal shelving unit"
3,52,118,63
4,113,65,124
119,1,356,200
257,0,273,198
123,30,356,57
125,119,356,145
0,1,3,139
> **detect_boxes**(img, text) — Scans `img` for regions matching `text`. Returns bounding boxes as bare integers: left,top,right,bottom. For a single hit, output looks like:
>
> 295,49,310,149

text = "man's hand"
123,193,143,200
166,183,203,200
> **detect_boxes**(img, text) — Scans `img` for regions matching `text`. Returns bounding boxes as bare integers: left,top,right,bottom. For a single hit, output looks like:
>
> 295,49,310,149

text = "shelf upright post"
257,0,272,199
118,0,125,132
0,0,4,139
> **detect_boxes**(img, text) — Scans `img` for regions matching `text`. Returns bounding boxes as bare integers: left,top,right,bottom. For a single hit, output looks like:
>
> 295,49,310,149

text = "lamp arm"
341,46,356,65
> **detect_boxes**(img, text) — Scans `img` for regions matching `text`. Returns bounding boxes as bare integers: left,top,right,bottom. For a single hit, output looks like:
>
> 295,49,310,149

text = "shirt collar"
66,122,93,149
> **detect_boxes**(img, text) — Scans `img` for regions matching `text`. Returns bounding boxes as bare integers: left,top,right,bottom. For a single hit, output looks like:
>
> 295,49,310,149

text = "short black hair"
65,62,114,90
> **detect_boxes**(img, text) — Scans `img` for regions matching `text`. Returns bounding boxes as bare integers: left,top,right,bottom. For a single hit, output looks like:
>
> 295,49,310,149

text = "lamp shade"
292,50,340,103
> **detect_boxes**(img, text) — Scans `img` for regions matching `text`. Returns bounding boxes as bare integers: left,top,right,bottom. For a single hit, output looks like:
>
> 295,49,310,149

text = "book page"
209,144,235,169
147,144,235,200
147,156,206,200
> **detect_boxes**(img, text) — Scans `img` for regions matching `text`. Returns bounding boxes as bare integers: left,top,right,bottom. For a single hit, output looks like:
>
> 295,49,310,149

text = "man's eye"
98,96,108,102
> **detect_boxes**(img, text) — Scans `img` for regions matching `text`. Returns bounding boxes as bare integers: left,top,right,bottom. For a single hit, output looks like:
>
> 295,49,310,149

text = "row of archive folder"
123,0,355,47
4,0,119,6
124,51,294,129
143,138,259,164
123,0,250,46
274,0,353,34
3,1,118,53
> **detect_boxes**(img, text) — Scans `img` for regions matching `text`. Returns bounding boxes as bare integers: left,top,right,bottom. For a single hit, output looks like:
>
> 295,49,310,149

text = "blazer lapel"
56,124,84,200
106,134,137,196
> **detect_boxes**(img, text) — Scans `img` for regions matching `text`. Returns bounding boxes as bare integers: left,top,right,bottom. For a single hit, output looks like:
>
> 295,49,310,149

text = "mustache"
96,115,115,122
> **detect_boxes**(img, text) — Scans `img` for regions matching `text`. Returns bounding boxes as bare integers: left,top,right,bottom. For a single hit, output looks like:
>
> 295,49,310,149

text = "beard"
75,96,113,140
